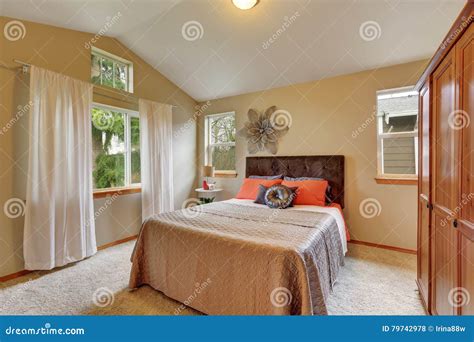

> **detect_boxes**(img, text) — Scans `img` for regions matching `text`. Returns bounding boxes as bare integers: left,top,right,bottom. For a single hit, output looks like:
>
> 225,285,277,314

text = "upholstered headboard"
245,155,345,208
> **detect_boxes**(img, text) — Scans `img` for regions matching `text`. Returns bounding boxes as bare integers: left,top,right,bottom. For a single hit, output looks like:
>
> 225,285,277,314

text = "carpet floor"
0,240,425,315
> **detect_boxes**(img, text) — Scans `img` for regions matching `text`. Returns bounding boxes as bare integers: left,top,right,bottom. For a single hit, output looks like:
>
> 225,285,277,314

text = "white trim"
93,102,138,116
376,85,417,98
204,112,236,170
92,46,132,66
376,86,419,178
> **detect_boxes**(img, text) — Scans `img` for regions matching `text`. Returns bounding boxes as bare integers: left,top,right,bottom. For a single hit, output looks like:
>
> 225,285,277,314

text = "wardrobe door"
417,81,431,312
456,23,474,316
431,48,458,316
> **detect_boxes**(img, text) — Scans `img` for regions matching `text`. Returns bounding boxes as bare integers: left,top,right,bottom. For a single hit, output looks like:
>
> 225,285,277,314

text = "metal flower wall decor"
237,106,292,155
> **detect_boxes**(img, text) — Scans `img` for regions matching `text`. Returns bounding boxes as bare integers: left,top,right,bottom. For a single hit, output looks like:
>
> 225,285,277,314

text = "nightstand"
195,188,223,202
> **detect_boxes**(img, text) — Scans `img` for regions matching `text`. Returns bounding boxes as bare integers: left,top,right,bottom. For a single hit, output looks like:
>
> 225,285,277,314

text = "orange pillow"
281,179,328,206
235,178,282,200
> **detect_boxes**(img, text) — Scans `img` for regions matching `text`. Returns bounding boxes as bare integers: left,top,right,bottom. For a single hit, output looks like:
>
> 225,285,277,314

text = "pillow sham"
281,179,328,206
249,174,283,180
264,184,298,209
235,178,282,200
284,176,333,203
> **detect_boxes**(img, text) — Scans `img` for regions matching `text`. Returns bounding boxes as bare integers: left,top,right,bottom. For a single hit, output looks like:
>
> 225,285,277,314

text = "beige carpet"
0,240,425,315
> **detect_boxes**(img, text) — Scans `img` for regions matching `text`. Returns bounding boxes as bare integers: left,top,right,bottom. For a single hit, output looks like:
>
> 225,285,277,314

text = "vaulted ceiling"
0,0,465,101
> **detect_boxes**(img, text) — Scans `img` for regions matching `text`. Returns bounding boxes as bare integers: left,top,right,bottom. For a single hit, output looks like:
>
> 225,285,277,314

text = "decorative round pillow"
264,185,298,209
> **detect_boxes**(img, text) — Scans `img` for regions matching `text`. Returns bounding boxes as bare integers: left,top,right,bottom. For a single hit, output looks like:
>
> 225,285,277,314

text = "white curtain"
139,99,174,220
24,66,96,270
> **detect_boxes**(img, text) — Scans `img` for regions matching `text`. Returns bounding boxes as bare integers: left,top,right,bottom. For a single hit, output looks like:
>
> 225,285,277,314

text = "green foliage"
93,153,125,189
91,108,124,152
91,108,140,189
199,197,215,204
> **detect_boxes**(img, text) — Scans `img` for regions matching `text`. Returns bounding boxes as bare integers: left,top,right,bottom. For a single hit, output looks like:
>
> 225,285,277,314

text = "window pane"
381,114,418,133
91,51,132,92
130,117,141,184
211,145,235,171
382,137,416,175
91,108,126,189
100,58,114,88
209,115,236,144
114,62,127,91
378,93,418,133
91,54,101,85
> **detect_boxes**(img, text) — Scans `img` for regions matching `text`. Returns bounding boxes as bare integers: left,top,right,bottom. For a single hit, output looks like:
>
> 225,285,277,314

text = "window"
91,47,133,92
91,105,140,191
376,86,418,181
205,112,236,174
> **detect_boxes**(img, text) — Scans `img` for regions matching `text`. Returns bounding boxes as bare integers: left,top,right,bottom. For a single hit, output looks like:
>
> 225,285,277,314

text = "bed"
130,155,347,315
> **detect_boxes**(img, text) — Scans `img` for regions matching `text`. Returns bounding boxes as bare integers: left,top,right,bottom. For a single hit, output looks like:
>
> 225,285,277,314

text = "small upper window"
205,112,236,174
376,87,418,178
91,47,133,92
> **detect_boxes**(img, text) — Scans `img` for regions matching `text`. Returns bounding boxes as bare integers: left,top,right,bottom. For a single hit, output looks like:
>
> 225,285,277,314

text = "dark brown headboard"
245,155,345,208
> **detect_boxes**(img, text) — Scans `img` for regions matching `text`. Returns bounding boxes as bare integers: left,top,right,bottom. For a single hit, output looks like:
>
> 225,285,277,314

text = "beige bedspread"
129,201,344,315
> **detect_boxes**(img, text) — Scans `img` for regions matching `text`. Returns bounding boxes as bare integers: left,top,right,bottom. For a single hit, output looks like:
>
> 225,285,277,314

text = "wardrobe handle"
453,219,458,228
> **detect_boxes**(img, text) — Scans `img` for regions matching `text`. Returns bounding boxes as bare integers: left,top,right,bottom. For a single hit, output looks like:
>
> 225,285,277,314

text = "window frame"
92,103,141,197
204,111,237,176
91,47,134,93
375,86,419,184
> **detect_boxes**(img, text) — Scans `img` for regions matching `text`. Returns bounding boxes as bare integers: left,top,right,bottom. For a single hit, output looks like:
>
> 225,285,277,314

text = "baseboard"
97,235,138,251
0,235,138,282
0,270,32,282
349,239,417,255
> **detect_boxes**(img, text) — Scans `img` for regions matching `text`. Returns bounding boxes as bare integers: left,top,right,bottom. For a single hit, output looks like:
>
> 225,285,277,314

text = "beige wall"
0,17,198,277
198,60,428,250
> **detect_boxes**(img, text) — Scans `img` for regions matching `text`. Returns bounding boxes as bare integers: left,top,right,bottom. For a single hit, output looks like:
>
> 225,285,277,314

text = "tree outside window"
205,112,236,171
92,106,140,189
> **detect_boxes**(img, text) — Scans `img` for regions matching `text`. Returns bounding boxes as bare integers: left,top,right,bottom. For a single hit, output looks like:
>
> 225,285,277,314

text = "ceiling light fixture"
232,0,258,10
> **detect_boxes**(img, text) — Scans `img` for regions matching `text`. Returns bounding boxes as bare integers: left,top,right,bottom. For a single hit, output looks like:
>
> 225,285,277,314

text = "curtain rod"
12,59,178,108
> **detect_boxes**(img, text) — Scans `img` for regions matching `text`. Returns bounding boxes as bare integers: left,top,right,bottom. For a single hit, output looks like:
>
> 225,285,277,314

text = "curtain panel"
139,99,174,220
24,66,97,270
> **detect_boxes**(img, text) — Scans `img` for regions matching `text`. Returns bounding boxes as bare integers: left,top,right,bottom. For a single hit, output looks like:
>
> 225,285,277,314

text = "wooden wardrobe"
416,1,474,315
